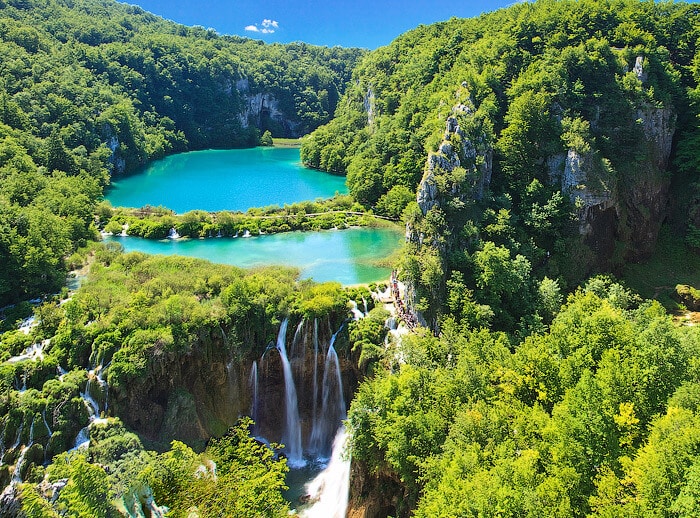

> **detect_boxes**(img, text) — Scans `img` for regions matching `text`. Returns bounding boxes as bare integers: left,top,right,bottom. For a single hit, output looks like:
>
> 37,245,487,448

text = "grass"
272,137,303,148
622,226,700,310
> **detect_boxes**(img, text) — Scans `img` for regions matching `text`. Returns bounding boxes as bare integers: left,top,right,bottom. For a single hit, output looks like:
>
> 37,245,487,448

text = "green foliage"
0,0,364,305
105,195,402,239
259,130,274,147
350,285,700,517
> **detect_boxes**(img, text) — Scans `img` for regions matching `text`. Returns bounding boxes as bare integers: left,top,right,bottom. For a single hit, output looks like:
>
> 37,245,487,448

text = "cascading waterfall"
300,427,351,518
349,301,364,321
11,417,35,483
292,319,305,362
41,411,52,440
72,369,109,451
276,318,304,467
309,327,346,459
251,316,352,513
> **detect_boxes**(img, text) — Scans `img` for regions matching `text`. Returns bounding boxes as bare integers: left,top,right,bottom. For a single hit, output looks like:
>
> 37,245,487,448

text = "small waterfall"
72,372,109,451
276,318,304,467
11,417,35,483
42,410,52,439
9,423,23,454
83,366,109,415
349,301,363,321
292,319,305,362
72,427,90,451
28,417,34,445
11,446,29,483
309,328,346,458
249,361,259,429
362,297,368,315
6,342,45,363
300,427,351,518
168,227,180,239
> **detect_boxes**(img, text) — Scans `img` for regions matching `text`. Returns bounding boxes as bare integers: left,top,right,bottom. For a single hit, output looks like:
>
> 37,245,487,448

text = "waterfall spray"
309,326,346,458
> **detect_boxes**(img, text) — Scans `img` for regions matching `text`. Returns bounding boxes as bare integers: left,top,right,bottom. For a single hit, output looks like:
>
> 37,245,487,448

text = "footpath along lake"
105,148,402,284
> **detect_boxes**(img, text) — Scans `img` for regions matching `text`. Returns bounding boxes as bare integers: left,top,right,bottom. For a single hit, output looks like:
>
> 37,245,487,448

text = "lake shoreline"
104,226,403,285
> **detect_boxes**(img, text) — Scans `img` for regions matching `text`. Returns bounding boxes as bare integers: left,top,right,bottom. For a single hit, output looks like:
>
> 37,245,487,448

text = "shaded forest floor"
623,226,700,310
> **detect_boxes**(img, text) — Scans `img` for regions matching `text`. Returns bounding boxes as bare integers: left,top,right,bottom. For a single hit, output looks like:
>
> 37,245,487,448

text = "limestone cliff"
235,78,302,137
547,57,676,265
410,99,493,246
109,316,358,449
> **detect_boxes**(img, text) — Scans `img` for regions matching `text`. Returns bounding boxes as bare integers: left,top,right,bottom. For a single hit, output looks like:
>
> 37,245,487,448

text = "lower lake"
106,147,348,213
105,227,403,285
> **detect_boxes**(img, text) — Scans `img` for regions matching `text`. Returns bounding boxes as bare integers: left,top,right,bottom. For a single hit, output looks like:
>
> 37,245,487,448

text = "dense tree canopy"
0,0,364,305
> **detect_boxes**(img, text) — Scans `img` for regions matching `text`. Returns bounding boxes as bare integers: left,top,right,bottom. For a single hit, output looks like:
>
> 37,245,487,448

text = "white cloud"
245,19,280,34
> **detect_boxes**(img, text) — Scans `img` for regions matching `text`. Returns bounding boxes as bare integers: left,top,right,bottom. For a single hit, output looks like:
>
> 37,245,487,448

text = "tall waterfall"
249,361,259,430
309,327,346,458
300,427,351,518
276,318,304,467
312,319,319,434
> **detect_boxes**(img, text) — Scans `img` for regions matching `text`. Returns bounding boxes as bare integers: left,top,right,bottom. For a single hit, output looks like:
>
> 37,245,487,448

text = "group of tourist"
390,271,419,330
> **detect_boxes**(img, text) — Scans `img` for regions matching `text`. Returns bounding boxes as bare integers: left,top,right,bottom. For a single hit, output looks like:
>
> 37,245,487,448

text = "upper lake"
106,147,347,213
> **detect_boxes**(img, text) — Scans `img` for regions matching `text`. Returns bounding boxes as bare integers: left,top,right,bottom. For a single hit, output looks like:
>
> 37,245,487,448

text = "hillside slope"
302,0,700,327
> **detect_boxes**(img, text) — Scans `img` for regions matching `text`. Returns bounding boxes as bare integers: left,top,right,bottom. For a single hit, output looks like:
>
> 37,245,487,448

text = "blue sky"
128,1,519,49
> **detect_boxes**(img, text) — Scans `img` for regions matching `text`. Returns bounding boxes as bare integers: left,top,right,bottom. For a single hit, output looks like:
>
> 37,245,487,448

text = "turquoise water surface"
106,148,347,213
105,227,401,285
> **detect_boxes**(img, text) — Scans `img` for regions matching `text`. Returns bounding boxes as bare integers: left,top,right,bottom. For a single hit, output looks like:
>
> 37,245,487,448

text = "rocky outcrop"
0,484,22,518
410,99,493,249
415,103,493,219
547,57,676,265
235,79,302,137
347,461,405,518
109,316,358,449
364,87,376,127
106,135,126,176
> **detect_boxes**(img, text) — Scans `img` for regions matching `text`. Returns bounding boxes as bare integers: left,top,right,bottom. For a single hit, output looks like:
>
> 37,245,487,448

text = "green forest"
0,0,363,306
3,0,700,516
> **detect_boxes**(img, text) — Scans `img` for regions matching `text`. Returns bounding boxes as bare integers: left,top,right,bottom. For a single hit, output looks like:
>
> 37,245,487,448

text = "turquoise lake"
105,228,401,285
106,147,348,213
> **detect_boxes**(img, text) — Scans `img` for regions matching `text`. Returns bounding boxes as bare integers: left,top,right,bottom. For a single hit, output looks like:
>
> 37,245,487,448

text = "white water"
11,446,28,482
249,361,259,429
71,369,110,451
300,427,351,518
349,301,364,321
10,417,35,483
42,410,52,438
168,227,180,239
276,318,304,467
6,341,46,364
312,319,319,436
309,329,346,458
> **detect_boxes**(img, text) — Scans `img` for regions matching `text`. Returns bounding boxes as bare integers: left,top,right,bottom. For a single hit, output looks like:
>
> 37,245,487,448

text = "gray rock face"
415,102,493,218
106,133,126,175
0,484,21,518
547,98,676,262
364,87,376,126
236,79,301,136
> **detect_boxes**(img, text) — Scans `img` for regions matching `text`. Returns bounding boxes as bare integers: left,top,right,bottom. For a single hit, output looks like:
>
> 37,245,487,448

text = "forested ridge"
0,0,364,306
3,0,700,516
302,0,700,328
